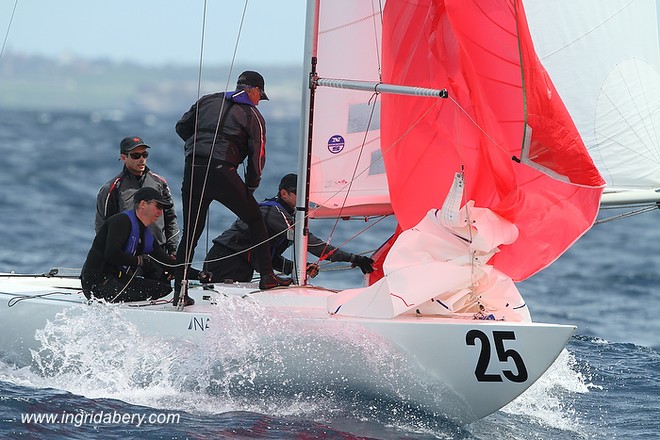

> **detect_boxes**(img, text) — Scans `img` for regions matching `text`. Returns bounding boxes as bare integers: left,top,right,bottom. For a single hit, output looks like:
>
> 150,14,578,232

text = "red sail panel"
367,224,402,285
380,0,605,281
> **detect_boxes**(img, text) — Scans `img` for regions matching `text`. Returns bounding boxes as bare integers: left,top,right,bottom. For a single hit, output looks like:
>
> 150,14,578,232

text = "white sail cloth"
525,0,660,195
328,176,529,320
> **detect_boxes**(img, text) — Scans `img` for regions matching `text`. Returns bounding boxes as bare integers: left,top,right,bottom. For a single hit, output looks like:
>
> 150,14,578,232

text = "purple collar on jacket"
225,90,255,106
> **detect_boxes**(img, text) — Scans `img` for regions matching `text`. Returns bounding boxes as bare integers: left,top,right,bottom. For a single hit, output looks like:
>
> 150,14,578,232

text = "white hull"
0,273,574,424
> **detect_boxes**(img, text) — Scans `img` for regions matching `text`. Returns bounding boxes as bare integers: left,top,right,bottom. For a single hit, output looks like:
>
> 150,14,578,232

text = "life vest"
259,199,292,257
122,209,155,257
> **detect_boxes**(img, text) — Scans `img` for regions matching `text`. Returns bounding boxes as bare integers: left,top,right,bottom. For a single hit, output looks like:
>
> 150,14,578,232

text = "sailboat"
3,0,646,424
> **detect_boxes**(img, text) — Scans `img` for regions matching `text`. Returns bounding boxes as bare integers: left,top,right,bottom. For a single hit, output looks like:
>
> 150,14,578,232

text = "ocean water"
0,109,658,439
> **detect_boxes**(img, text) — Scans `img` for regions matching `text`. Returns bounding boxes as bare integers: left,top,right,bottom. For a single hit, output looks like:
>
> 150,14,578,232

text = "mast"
294,0,319,286
294,0,449,286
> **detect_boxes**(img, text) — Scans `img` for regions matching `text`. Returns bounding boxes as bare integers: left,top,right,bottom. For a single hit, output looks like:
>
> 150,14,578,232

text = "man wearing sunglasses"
95,136,179,283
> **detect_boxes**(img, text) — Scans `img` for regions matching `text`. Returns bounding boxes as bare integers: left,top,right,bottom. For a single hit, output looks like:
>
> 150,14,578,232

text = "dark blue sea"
0,109,658,439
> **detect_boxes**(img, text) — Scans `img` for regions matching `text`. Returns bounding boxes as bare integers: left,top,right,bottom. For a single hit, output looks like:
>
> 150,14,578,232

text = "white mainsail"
307,0,390,218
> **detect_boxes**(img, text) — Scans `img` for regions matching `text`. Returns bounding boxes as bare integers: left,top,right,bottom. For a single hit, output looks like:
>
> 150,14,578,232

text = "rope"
109,269,139,303
196,215,388,274
6,291,75,307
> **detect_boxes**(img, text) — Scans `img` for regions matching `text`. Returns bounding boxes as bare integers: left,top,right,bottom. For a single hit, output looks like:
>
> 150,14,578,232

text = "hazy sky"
1,0,307,66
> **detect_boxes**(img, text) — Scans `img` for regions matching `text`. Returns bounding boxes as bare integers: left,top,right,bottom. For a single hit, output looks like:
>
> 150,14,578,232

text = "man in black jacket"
95,136,179,283
203,174,375,283
174,71,291,298
81,187,175,302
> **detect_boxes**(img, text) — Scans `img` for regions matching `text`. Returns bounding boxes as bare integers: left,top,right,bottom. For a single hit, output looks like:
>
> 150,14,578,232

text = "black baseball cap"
237,70,269,100
120,136,150,154
133,187,173,209
279,173,297,193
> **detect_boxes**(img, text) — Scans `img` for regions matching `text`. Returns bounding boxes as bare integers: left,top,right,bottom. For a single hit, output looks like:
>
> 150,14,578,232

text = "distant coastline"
0,51,303,120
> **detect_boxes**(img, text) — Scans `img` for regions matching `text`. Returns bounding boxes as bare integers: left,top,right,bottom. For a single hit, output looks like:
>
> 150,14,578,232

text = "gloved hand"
350,254,375,274
161,254,176,281
306,262,320,278
137,254,151,267
198,270,213,284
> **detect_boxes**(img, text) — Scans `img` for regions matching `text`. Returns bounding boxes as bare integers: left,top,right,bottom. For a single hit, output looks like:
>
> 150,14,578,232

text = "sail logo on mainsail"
327,135,345,154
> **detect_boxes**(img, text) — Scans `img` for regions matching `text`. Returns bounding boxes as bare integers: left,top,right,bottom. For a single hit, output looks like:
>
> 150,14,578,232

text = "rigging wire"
595,204,659,224
539,0,633,61
0,0,18,62
312,213,388,268
116,0,254,302
179,0,249,282
449,101,482,310
371,0,382,76
180,0,210,284
110,269,139,303
314,91,381,265
286,2,392,276
446,95,512,157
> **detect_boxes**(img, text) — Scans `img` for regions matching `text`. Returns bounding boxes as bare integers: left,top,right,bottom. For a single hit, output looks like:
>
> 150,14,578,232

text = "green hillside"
0,53,303,119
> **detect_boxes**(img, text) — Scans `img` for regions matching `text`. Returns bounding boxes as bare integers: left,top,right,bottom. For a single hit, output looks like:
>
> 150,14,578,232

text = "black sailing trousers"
176,155,273,279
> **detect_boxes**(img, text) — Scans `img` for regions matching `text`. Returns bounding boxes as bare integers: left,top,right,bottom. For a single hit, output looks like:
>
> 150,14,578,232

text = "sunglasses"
148,200,165,210
128,151,149,159
246,85,267,100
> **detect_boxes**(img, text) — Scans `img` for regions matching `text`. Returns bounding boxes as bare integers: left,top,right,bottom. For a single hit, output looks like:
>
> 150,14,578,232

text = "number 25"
465,330,529,383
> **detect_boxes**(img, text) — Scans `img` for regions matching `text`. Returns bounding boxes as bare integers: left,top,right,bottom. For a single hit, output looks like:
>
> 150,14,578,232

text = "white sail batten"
524,0,660,206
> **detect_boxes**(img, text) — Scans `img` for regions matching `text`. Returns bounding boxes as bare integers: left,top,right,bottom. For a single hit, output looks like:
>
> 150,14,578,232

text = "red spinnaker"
380,0,605,281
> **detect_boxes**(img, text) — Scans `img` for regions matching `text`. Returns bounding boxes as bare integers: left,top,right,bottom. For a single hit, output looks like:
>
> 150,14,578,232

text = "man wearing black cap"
81,187,176,302
174,70,291,296
203,173,375,283
95,136,179,274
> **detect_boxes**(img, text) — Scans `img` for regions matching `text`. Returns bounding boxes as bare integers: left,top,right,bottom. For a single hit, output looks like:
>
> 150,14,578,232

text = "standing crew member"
174,70,291,303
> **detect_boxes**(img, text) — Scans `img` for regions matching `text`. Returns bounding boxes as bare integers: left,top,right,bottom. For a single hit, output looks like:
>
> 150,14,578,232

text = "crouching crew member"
203,173,375,283
81,187,176,302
